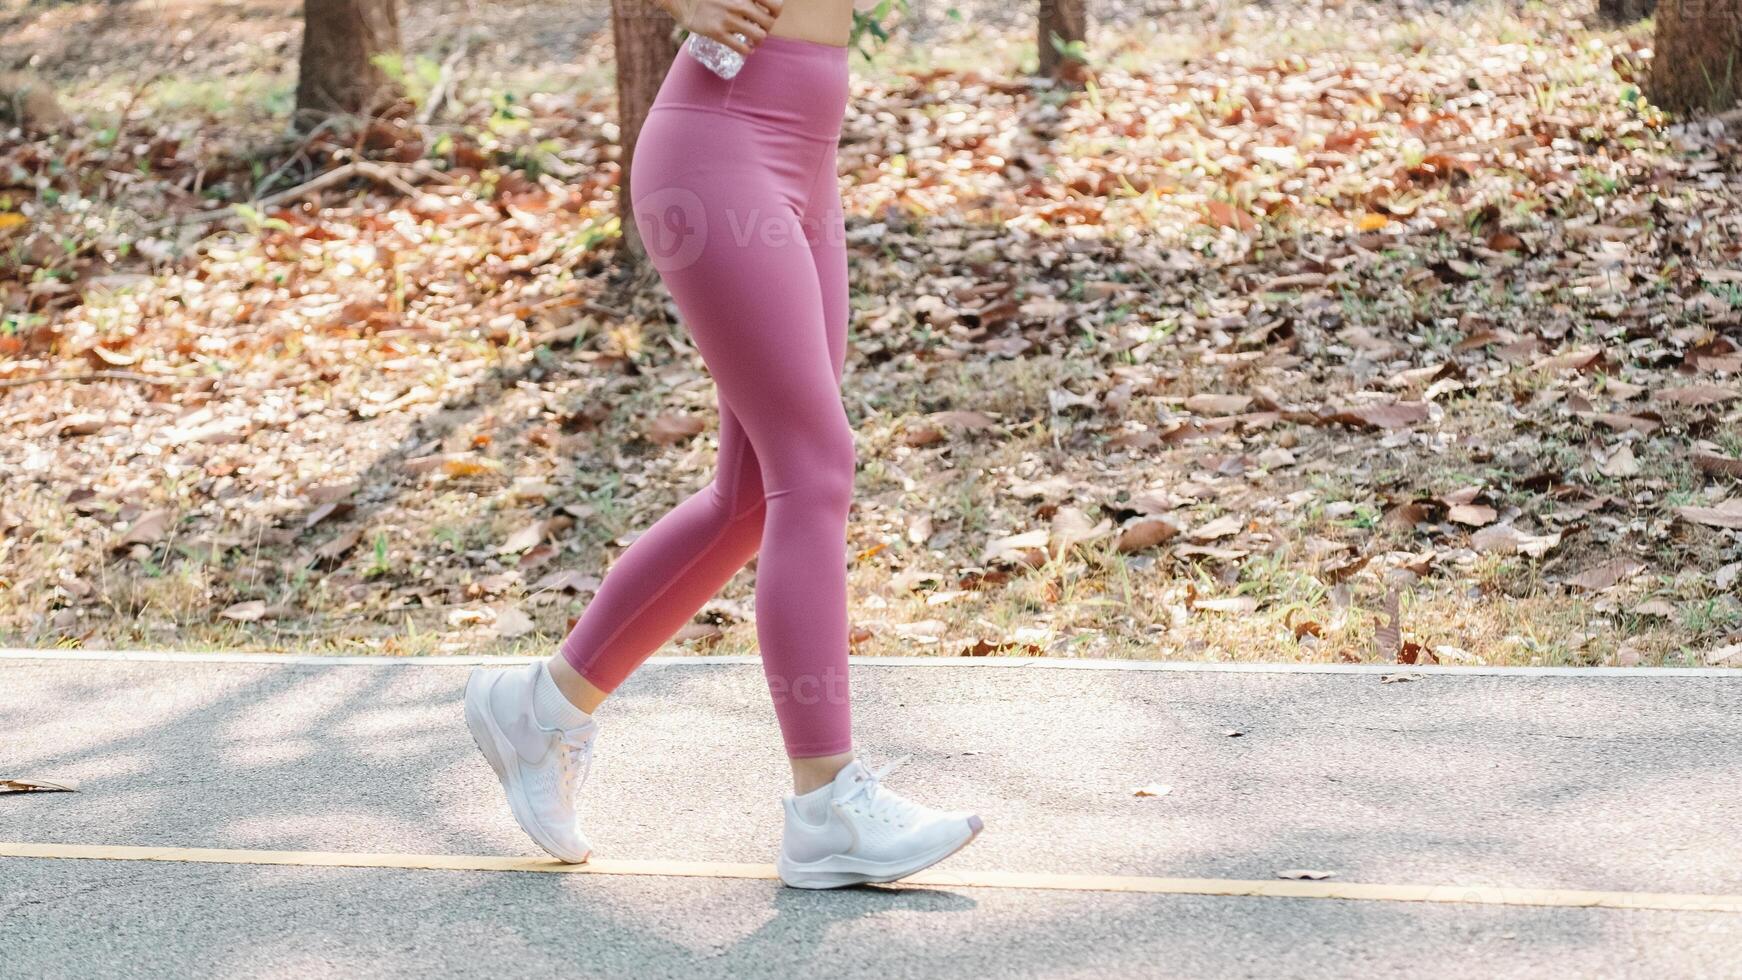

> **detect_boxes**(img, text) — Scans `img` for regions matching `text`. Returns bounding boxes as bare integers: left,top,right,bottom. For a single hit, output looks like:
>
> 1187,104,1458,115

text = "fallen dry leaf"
981,529,1050,565
1566,558,1646,593
1184,393,1253,416
1320,553,1372,584
1324,402,1430,430
647,412,704,445
501,519,548,554
404,452,473,475
1470,524,1560,557
893,619,948,642
439,454,500,478
1257,447,1296,468
220,600,269,622
1117,516,1180,553
1631,598,1676,618
509,478,557,502
958,637,1045,657
1446,503,1497,527
57,413,108,437
1716,563,1742,591
518,543,559,569
1578,412,1661,435
1614,639,1647,666
312,528,363,565
304,500,354,529
114,509,174,550
902,423,944,447
1276,869,1337,881
1599,445,1641,478
1654,385,1738,407
1677,499,1742,530
929,409,998,429
674,621,722,644
1532,347,1604,373
447,607,488,628
1050,505,1112,556
532,569,600,593
1433,645,1475,663
1203,200,1255,231
1187,514,1244,542
0,777,80,793
1692,452,1742,479
493,606,536,639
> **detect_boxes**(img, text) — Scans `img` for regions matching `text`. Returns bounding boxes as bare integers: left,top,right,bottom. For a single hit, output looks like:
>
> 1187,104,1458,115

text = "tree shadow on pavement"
4,655,1742,978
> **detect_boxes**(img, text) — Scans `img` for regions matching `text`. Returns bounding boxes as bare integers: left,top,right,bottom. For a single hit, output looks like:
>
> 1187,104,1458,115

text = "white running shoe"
776,757,983,889
463,663,596,863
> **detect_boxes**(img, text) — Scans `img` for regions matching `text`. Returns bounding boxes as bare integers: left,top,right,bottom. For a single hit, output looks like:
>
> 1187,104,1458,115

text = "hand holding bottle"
667,0,785,58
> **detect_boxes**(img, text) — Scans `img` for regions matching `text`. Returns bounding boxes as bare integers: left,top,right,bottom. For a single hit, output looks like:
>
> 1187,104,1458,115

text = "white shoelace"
555,727,596,802
841,755,927,828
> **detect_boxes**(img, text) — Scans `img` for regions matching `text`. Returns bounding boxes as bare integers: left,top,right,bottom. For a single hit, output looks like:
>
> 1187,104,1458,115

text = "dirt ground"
1,0,1738,667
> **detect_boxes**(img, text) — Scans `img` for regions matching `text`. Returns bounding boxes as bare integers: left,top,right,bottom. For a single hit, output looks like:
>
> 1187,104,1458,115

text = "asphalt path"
3,653,1740,978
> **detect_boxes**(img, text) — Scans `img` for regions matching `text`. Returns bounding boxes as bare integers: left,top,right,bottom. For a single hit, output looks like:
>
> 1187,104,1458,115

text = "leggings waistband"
655,35,850,141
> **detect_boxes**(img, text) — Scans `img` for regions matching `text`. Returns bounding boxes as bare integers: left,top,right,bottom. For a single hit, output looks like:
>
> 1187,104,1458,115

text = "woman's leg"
625,143,857,762
556,145,860,786
787,150,856,792
550,400,767,709
534,85,854,765
770,178,989,881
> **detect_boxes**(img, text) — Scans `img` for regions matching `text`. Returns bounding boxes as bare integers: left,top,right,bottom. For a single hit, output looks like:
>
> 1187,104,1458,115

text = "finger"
754,0,786,17
725,13,769,43
710,28,754,56
731,0,777,31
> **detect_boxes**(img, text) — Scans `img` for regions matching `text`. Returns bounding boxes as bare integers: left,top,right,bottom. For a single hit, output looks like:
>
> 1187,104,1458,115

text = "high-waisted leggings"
558,37,855,758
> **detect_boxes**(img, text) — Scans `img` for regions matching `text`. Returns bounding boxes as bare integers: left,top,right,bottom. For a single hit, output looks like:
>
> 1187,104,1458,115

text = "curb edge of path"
1,647,1737,678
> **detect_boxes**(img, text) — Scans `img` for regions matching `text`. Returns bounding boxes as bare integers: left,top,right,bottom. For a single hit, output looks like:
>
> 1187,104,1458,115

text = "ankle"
790,751,856,795
533,660,594,730
545,655,608,714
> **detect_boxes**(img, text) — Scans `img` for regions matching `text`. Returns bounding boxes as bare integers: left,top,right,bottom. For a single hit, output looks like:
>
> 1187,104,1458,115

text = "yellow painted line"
3,842,1741,913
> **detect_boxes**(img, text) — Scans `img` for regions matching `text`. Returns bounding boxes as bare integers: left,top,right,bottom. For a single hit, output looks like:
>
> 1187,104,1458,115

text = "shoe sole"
463,670,591,865
776,815,985,890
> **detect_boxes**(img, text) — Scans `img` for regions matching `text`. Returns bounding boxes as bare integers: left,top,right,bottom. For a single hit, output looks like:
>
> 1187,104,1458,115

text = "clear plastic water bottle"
687,33,749,80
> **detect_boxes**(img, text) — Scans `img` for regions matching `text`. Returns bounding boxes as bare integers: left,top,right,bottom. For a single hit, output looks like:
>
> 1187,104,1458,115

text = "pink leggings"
558,37,855,758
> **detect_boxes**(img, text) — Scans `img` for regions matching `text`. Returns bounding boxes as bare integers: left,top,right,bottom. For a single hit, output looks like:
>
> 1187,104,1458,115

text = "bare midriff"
767,0,853,47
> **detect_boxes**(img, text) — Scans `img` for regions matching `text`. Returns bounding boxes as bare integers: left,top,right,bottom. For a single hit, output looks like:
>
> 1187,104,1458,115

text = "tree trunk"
613,0,680,261
1038,0,1089,86
1596,0,1655,24
295,0,403,128
1651,0,1742,113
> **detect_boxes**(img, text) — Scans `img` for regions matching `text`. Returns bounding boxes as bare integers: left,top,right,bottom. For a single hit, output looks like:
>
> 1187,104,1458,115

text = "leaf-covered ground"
3,0,1740,666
